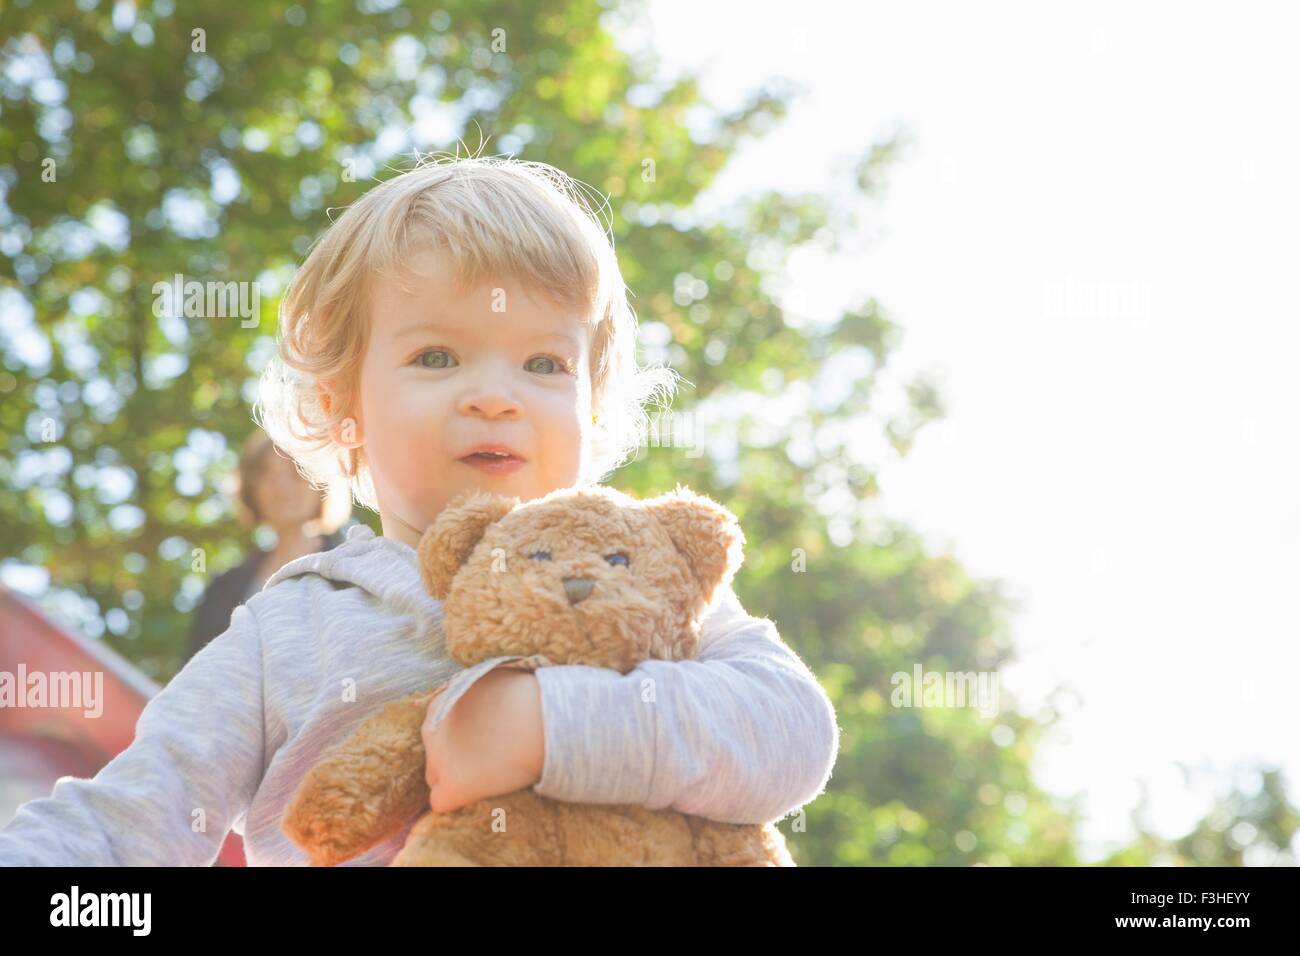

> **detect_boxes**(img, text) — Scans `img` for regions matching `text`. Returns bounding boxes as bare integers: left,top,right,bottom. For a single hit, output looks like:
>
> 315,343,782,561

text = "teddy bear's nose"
562,577,594,605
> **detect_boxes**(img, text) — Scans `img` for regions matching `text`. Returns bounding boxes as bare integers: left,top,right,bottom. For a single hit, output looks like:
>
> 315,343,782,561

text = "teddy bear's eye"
605,553,629,567
530,550,552,561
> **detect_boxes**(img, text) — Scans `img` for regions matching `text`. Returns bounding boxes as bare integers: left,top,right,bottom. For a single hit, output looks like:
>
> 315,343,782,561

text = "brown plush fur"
282,483,794,867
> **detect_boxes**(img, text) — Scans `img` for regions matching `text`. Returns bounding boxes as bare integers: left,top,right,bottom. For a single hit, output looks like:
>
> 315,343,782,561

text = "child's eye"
415,348,457,369
605,553,629,567
530,550,552,561
526,355,574,375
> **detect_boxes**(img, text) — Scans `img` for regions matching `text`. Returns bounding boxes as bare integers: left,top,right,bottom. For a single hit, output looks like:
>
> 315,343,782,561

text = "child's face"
344,246,594,549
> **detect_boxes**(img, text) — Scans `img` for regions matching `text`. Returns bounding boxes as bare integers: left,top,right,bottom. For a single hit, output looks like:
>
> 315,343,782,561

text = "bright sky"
631,0,1300,861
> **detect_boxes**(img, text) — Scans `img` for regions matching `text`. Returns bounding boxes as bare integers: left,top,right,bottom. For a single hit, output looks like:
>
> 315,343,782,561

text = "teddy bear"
281,482,795,866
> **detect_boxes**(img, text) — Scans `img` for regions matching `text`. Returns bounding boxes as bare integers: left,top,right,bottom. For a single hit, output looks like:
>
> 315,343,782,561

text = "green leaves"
2,0,1280,867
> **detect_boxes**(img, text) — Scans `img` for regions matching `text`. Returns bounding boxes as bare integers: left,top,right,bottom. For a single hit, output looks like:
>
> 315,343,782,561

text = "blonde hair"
255,154,681,513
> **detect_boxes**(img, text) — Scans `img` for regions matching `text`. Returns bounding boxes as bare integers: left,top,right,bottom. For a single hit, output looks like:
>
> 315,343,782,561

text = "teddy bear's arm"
282,691,438,866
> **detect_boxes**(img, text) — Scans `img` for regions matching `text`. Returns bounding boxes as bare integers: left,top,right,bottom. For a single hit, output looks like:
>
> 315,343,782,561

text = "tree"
6,0,1278,866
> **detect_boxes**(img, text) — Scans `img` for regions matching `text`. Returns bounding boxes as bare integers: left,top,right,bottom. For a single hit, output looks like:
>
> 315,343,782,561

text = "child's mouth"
459,452,525,475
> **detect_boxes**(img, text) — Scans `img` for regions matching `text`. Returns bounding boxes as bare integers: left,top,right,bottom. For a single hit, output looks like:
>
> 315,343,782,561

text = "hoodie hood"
260,522,439,622
259,521,540,746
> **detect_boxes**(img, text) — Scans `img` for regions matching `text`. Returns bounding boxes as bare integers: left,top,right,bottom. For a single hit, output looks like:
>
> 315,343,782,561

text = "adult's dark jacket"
183,528,347,665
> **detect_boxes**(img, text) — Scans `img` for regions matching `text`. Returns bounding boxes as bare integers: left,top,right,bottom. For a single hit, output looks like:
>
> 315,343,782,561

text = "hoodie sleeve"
0,602,267,866
530,581,840,824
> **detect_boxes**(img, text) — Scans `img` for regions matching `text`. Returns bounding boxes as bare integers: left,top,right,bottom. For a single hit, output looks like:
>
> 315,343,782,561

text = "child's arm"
0,602,267,866
530,580,840,825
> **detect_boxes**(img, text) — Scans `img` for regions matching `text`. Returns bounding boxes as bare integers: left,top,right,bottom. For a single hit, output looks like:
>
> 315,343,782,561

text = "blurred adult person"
183,431,353,664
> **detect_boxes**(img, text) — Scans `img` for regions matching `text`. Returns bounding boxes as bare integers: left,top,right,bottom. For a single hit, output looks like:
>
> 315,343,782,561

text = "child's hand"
422,668,545,814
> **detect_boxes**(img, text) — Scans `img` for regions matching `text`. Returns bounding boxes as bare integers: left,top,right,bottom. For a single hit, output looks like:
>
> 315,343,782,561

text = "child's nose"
459,379,523,419
464,397,521,419
562,577,594,604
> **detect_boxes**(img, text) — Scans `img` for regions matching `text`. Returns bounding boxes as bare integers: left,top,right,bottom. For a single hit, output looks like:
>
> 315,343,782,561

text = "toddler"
0,156,839,865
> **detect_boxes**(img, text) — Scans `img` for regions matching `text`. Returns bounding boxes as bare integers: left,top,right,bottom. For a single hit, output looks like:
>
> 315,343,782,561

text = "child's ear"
642,483,746,605
417,492,519,599
319,384,364,448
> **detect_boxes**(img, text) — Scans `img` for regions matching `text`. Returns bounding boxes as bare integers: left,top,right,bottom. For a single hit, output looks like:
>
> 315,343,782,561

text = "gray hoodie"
0,523,840,866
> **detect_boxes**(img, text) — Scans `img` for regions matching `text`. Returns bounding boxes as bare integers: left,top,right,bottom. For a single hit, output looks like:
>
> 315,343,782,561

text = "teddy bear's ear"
417,491,519,600
642,483,746,604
